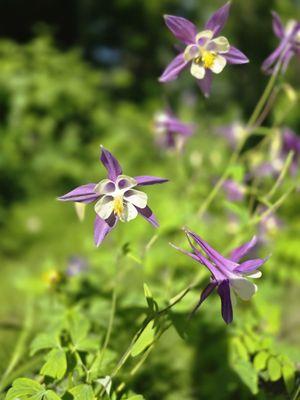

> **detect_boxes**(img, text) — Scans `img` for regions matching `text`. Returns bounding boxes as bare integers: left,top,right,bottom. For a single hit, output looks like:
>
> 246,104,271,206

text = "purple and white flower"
58,146,168,247
153,109,195,150
217,122,248,148
223,179,246,202
262,12,300,74
159,2,249,97
171,229,268,324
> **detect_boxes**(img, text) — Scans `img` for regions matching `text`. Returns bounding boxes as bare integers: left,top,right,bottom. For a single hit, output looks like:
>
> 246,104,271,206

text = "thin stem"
0,298,34,389
265,150,294,200
291,383,300,400
197,57,283,218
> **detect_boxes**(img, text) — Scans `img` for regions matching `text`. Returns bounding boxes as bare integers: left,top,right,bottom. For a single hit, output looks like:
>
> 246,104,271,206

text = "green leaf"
75,336,99,352
5,378,44,400
69,313,90,346
30,333,60,355
40,348,67,379
253,351,269,372
97,376,112,396
243,335,257,354
267,357,282,382
232,338,249,361
131,320,155,357
143,283,158,312
232,360,259,395
282,363,295,394
127,396,145,400
69,384,94,400
44,391,61,400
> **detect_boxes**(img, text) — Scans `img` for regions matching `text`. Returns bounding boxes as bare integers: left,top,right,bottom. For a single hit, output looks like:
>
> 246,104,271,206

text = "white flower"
94,175,147,222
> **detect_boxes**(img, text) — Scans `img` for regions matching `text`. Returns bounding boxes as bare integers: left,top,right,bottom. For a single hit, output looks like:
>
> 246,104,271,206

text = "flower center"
201,51,216,69
113,196,124,217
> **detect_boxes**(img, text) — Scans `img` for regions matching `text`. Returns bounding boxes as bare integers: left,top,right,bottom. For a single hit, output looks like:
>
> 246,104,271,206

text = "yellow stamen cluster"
201,51,216,69
113,196,124,217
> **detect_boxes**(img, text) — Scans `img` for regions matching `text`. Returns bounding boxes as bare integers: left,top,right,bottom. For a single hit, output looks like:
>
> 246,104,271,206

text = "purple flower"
171,229,268,324
217,122,247,148
281,127,300,174
159,2,249,97
262,12,300,74
58,146,168,247
66,256,88,276
223,179,246,202
153,109,195,150
257,208,282,244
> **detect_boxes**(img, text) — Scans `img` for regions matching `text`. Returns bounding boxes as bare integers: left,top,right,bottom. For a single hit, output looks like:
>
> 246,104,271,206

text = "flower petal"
235,257,268,274
209,36,230,53
120,202,138,222
159,53,188,82
230,236,257,262
224,46,249,64
185,229,238,271
124,189,148,208
116,175,137,191
169,242,201,263
261,44,284,73
191,281,217,315
205,2,231,36
134,175,169,186
246,271,262,279
210,54,227,73
271,11,285,38
184,44,201,61
190,61,206,79
136,205,159,227
167,118,195,136
100,146,123,181
217,280,233,324
94,195,114,220
164,15,197,44
197,70,213,98
94,214,117,247
230,277,257,300
94,179,116,195
58,183,99,203
195,30,214,43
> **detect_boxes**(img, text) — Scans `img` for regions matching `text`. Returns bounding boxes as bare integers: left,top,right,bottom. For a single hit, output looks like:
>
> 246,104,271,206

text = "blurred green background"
0,0,299,399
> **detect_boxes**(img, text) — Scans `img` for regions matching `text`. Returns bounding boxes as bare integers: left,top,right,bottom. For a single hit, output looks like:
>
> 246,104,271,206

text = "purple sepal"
164,15,197,44
261,44,284,73
159,53,187,82
136,205,159,227
230,236,257,262
217,280,233,324
205,2,231,36
94,214,117,247
58,183,99,203
134,175,169,186
100,146,122,181
197,70,213,98
235,257,268,273
224,46,249,64
192,281,217,314
271,11,284,38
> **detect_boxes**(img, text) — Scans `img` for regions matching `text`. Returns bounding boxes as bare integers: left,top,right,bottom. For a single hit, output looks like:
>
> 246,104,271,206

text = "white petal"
246,271,262,279
120,202,138,222
124,189,148,208
230,277,257,301
210,36,230,53
116,175,137,191
94,195,114,220
190,62,206,79
210,55,227,74
230,288,237,307
184,44,200,61
195,30,214,43
94,179,115,195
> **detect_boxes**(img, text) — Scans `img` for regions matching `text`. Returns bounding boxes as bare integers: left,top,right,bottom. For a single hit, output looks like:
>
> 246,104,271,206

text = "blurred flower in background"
66,256,88,277
216,122,248,149
153,108,195,151
262,11,300,74
222,179,246,202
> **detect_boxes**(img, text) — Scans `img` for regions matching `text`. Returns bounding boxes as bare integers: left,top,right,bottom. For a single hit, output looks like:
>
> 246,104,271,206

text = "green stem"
197,58,283,218
0,298,34,390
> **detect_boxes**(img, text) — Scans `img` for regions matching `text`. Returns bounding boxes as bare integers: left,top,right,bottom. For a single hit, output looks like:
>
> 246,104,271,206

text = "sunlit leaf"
40,348,67,379
131,320,155,357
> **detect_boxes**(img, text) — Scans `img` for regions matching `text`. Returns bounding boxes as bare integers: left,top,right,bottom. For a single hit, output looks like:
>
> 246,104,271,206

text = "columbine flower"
222,179,246,202
58,146,168,246
171,229,268,324
262,12,300,74
153,109,195,150
159,2,249,97
217,122,248,149
66,256,88,276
